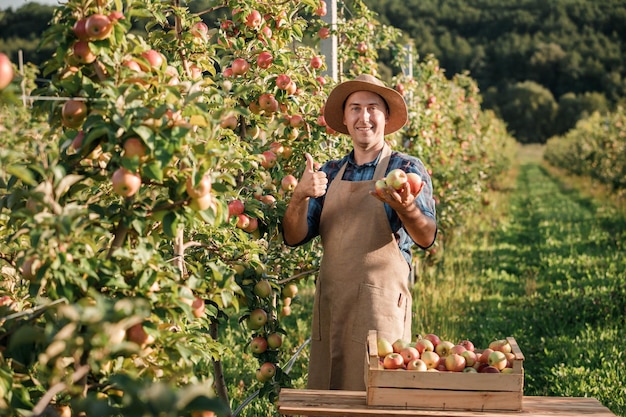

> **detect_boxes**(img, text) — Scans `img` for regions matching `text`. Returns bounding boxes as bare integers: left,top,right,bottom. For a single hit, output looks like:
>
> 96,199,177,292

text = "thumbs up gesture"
293,153,328,200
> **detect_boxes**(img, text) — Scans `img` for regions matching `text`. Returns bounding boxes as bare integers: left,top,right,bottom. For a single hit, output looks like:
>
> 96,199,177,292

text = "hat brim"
324,76,408,135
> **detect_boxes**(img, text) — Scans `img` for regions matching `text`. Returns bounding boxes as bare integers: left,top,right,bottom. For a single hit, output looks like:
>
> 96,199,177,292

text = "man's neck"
353,142,386,165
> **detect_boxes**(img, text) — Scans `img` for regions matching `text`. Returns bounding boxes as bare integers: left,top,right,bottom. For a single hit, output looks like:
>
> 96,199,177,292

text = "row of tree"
363,0,626,143
2,0,625,143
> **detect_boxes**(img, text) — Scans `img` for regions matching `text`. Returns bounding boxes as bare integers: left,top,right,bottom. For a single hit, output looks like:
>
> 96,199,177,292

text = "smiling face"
343,90,389,152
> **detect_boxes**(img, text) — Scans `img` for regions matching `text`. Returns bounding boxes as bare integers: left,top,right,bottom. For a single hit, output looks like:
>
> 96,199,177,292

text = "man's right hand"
292,153,328,201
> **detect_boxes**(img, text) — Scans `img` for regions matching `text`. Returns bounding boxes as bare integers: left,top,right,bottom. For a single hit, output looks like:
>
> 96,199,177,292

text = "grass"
220,144,626,416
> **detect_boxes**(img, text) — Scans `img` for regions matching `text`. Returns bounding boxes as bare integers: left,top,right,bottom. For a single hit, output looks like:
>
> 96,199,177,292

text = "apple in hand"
407,172,423,195
383,353,404,369
385,168,408,190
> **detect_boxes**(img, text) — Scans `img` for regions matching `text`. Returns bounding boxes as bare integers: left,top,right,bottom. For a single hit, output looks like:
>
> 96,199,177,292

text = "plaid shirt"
296,149,437,265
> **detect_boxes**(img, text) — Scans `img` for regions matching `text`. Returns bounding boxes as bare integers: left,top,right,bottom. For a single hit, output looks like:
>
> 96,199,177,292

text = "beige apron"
307,145,412,391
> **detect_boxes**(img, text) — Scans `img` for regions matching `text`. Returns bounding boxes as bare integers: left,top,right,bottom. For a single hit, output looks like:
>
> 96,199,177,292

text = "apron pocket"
350,283,409,344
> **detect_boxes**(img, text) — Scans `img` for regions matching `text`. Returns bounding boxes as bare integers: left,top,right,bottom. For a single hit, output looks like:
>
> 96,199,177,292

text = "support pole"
321,0,338,82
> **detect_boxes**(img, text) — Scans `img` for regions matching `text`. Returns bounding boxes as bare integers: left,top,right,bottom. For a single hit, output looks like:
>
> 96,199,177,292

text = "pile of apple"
376,333,516,373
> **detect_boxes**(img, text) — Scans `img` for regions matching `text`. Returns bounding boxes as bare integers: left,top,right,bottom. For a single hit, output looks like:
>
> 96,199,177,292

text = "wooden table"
278,389,617,416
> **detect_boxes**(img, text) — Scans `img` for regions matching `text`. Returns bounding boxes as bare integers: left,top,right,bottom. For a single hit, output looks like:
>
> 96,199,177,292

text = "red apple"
420,351,440,369
391,339,408,354
424,333,441,348
479,365,500,373
275,74,292,90
123,137,147,159
258,362,276,381
310,55,323,69
253,279,272,298
406,358,427,371
435,340,455,357
478,348,494,364
385,168,408,191
258,93,278,113
444,353,466,372
141,50,164,70
461,350,477,367
73,41,96,64
247,308,268,330
318,27,330,39
72,18,90,40
314,0,327,16
236,214,250,230
228,200,245,217
108,11,125,22
267,333,283,349
186,174,212,198
245,10,262,29
407,172,423,195
243,217,258,233
281,175,298,192
231,58,250,76
489,339,512,354
250,336,268,354
449,344,467,355
374,179,387,198
415,338,434,354
126,323,155,347
356,42,368,54
85,14,113,40
111,167,141,197
260,151,277,169
400,346,420,365
191,21,209,38
459,339,475,352
257,51,273,69
191,296,205,318
383,353,404,370
61,99,88,128
0,53,13,90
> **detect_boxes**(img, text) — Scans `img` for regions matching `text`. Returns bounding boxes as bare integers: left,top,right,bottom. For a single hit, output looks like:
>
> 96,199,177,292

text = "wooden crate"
365,330,525,412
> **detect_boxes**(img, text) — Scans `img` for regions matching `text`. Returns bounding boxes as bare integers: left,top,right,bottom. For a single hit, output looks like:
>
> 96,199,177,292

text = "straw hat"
323,74,408,135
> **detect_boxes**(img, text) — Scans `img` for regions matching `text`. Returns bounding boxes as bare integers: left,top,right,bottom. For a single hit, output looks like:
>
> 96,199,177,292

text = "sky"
0,0,60,10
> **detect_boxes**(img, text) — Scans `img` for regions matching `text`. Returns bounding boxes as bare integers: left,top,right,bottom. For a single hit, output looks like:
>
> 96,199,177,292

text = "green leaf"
6,165,36,186
162,212,178,238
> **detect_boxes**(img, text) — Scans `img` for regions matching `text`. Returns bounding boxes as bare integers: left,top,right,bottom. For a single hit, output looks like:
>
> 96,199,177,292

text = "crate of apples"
366,330,524,412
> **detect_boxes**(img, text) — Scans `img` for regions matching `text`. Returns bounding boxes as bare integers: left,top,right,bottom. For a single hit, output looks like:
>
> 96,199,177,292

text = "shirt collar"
347,149,383,168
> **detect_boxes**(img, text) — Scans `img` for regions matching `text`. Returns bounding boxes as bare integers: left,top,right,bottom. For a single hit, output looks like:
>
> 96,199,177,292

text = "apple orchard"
0,0,516,415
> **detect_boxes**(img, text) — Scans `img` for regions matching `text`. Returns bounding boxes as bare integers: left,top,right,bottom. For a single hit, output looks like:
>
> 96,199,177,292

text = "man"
282,74,437,391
